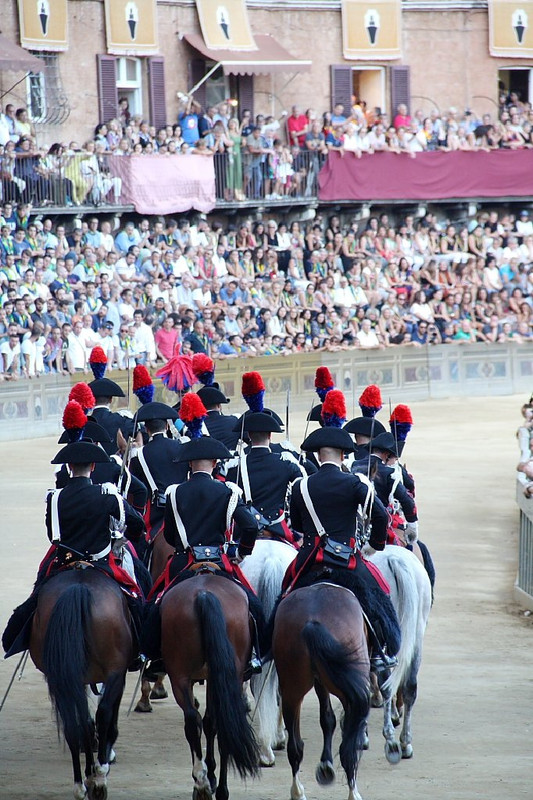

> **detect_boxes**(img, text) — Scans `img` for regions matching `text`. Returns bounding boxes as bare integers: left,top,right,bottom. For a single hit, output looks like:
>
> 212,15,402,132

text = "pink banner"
108,155,216,214
318,150,533,202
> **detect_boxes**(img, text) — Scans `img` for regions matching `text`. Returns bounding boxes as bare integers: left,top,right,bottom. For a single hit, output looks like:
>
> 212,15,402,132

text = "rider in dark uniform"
282,390,400,671
88,377,135,453
343,416,387,460
225,411,304,544
129,402,189,539
2,441,146,658
197,384,241,450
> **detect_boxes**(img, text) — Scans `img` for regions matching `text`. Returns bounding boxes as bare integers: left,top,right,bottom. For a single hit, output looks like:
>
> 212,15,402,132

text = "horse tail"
251,554,288,752
256,554,287,620
195,591,260,779
382,551,420,696
302,620,370,780
42,584,92,752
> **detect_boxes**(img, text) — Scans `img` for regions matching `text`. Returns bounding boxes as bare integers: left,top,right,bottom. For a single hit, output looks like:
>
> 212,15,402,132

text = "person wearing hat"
2,441,146,658
343,384,387,461
225,411,305,545
129,401,189,539
88,376,135,449
281,390,400,672
55,419,148,516
197,383,240,450
142,395,266,673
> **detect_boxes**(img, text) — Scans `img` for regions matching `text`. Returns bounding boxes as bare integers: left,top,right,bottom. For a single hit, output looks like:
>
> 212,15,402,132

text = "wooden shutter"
97,55,118,123
188,58,207,111
237,74,254,120
390,65,411,116
331,65,352,111
148,56,167,130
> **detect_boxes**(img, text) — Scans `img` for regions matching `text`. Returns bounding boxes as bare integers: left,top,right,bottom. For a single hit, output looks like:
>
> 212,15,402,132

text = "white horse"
241,538,298,766
368,545,432,763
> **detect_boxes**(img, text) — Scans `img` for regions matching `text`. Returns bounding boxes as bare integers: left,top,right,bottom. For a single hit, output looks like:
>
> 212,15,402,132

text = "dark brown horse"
30,567,132,800
161,572,260,800
273,583,370,800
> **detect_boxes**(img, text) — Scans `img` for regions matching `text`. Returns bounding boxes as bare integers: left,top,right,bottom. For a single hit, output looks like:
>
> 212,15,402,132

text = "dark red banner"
318,149,533,202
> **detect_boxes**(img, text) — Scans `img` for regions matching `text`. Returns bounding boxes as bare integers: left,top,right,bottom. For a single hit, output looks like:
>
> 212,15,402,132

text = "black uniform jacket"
46,476,145,557
204,410,240,450
226,446,303,523
351,457,417,523
90,406,135,453
163,472,258,557
129,433,189,494
55,460,148,511
289,462,388,551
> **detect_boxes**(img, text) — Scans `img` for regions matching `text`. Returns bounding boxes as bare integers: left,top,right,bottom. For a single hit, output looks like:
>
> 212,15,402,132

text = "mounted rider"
2,434,146,659
282,389,401,672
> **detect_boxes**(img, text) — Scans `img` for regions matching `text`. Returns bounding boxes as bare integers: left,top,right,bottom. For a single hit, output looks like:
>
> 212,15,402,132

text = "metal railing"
516,480,533,608
0,152,124,209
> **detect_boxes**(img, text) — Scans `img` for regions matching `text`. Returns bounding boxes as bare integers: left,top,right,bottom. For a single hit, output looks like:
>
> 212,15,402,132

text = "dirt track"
1,394,532,800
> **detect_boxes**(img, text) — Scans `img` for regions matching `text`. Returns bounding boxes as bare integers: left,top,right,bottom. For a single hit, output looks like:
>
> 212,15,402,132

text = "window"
205,64,229,108
116,57,143,116
26,52,70,125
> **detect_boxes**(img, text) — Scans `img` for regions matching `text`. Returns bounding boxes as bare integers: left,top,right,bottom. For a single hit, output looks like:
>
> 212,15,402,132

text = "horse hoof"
315,761,335,785
134,700,153,713
73,783,87,800
401,743,413,759
362,732,370,750
259,749,275,767
370,693,383,708
109,749,116,764
192,787,212,800
150,685,168,700
385,740,402,765
273,738,286,751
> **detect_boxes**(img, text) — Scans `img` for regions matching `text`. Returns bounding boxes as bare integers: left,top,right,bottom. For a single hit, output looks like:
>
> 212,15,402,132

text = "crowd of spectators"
3,90,533,207
0,200,532,380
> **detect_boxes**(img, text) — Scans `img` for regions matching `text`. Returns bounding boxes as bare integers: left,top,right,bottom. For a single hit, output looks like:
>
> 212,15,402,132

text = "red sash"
148,550,256,604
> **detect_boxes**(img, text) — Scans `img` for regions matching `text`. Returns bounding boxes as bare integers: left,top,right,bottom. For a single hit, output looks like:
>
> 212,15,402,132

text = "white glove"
361,543,376,558
405,521,419,544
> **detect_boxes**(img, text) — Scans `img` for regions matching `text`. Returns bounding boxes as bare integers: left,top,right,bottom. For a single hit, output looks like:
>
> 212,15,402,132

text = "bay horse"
368,545,432,762
29,566,133,800
273,583,370,800
161,572,260,800
241,538,297,766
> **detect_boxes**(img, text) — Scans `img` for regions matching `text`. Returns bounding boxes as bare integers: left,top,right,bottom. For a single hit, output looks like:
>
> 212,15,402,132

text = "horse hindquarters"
195,590,260,780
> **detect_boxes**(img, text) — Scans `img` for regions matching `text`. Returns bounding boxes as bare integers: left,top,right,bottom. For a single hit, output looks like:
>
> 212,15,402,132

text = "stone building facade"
1,0,532,146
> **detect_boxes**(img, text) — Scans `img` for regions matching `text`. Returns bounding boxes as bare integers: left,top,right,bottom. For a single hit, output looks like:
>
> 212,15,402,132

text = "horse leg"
379,673,401,765
134,678,153,713
150,674,168,700
282,698,306,800
215,749,229,800
314,681,336,786
399,661,419,759
69,737,87,800
251,667,279,767
203,707,217,794
172,678,211,800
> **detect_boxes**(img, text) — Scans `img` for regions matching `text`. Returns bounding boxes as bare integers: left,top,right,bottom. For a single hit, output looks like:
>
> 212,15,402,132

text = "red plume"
321,389,347,423
192,354,214,378
242,371,265,395
88,346,107,364
179,393,208,423
133,365,153,391
314,367,334,390
68,382,95,410
63,400,88,430
390,404,413,425
359,384,382,409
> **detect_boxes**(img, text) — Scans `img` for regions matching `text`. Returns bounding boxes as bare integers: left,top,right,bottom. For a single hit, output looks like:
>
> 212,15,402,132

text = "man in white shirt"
515,210,533,240
65,318,90,373
176,274,196,308
0,325,22,378
356,319,381,349
131,309,156,366
212,244,229,281
21,322,46,376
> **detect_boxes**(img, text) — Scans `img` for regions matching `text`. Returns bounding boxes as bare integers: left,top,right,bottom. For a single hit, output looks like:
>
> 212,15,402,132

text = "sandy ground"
1,394,533,800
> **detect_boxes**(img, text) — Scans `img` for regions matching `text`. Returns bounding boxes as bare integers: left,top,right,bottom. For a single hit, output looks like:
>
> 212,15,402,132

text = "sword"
126,343,131,409
0,650,28,714
389,397,400,460
250,660,275,722
285,387,290,443
299,394,316,464
126,656,147,717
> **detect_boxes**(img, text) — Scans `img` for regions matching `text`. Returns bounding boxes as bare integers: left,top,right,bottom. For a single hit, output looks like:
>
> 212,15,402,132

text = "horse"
273,583,370,800
367,545,432,762
29,566,133,800
161,572,260,800
134,528,173,713
240,537,297,766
